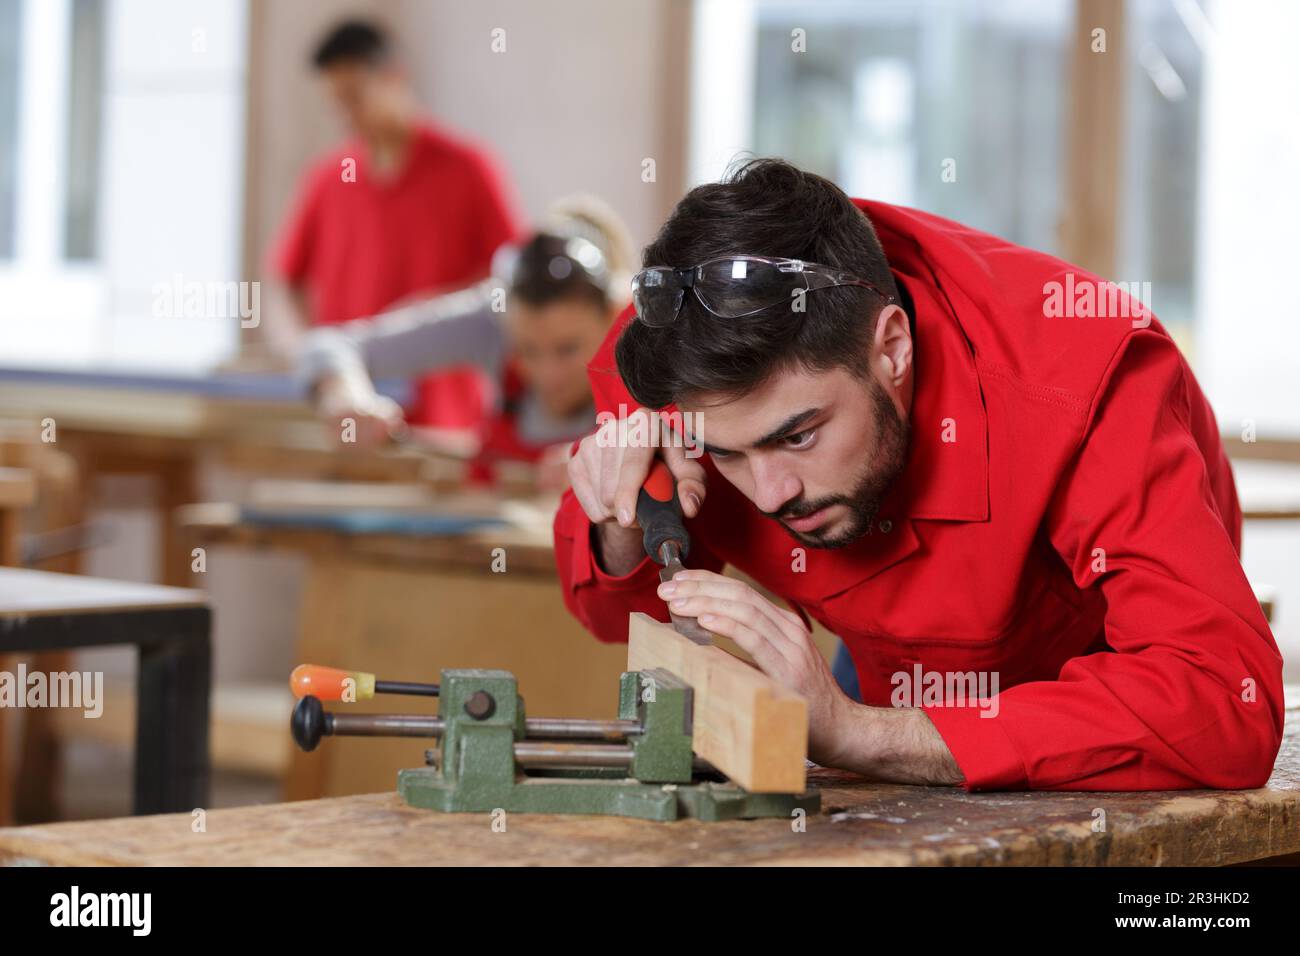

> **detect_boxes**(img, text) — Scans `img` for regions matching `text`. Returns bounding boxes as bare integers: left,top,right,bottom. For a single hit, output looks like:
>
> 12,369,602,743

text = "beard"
773,378,910,550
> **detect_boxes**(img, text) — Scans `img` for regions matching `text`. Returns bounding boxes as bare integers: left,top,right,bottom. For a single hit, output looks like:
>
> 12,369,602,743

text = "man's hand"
657,568,965,785
567,407,707,576
656,569,850,764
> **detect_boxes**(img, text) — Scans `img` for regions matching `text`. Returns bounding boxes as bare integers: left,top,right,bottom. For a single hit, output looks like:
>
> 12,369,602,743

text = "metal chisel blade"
659,557,714,645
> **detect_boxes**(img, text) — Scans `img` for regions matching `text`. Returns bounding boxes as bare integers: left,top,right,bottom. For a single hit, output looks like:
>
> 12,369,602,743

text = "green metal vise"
293,668,820,823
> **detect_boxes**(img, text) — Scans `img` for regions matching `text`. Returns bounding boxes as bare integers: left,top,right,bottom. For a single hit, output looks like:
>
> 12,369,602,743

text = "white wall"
397,0,687,249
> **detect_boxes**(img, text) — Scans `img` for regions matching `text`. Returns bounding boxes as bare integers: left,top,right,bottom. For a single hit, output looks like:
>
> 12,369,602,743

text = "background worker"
300,197,634,490
272,18,521,432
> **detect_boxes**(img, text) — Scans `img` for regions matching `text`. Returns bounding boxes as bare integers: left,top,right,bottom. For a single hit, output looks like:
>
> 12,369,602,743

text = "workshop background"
0,0,1296,821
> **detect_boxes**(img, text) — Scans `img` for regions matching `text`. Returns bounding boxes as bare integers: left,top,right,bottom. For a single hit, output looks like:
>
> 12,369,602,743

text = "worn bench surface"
2,702,1295,867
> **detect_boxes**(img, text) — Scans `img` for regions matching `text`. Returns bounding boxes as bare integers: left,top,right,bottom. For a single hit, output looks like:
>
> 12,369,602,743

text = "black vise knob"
292,695,328,751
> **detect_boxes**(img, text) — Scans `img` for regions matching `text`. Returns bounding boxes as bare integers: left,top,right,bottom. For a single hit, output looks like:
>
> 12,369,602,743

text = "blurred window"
64,0,105,261
691,0,1296,435
692,0,1073,256
0,0,20,259
0,0,247,373
1118,0,1204,338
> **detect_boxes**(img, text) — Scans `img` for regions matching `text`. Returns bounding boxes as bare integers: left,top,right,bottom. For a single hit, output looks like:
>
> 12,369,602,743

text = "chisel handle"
636,459,691,564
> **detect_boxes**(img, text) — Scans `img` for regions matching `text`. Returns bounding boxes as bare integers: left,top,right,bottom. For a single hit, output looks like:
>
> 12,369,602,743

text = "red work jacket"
553,198,1284,792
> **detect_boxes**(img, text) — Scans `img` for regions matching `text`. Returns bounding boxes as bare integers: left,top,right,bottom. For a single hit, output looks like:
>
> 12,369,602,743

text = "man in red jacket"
556,159,1283,791
273,19,520,430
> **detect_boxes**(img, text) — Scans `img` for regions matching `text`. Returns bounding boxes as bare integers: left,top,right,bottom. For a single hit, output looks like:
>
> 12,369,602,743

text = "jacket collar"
867,202,991,524
796,203,992,601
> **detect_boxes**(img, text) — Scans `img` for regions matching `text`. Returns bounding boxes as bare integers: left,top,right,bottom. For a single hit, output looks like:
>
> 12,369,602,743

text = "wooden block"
626,612,807,793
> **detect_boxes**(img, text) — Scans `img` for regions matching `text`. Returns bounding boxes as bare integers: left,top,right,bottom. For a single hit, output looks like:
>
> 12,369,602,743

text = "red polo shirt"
553,198,1284,792
274,122,520,428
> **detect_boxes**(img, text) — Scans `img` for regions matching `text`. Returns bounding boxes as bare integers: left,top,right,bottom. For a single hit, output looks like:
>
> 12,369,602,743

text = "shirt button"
878,519,893,533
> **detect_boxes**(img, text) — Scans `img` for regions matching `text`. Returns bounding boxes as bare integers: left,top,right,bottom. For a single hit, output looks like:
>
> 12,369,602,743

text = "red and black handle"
635,459,691,565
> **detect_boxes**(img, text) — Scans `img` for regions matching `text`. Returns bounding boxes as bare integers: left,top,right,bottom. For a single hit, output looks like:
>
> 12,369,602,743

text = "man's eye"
709,449,733,461
784,429,816,450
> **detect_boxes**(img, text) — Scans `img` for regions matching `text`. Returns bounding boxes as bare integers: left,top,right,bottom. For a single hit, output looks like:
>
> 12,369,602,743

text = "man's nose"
750,458,800,515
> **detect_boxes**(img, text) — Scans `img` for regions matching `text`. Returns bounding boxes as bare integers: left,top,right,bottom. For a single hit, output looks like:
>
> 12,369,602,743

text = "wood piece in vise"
626,612,808,793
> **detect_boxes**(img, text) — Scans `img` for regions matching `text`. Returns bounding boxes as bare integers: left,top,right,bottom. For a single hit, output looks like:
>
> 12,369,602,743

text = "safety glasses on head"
631,255,894,328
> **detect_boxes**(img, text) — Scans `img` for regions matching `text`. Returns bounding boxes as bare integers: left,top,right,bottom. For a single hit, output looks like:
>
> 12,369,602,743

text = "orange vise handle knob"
289,664,440,700
290,664,376,702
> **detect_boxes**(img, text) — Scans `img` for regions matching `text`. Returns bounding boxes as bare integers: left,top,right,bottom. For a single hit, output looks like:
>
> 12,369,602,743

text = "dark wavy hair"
312,20,391,69
616,158,897,409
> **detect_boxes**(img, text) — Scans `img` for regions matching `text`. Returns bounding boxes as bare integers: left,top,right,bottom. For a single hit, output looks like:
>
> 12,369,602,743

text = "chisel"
636,459,713,645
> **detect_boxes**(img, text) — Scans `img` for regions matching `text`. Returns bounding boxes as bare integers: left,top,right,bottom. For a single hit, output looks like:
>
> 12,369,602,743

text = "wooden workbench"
2,699,1295,867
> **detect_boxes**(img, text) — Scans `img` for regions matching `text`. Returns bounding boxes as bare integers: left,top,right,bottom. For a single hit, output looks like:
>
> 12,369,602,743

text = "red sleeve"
271,163,324,286
553,306,725,643
923,331,1284,790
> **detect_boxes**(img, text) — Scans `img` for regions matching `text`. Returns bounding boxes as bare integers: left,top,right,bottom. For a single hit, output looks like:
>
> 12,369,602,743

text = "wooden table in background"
0,569,211,821
0,368,453,588
0,468,36,566
1,700,1295,867
0,469,37,823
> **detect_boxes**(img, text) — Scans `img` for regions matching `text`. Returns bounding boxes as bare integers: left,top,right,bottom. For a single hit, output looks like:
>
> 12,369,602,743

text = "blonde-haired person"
299,196,634,490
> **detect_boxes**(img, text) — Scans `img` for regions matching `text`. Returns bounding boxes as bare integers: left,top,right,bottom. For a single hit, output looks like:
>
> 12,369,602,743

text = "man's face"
320,61,404,137
683,364,910,549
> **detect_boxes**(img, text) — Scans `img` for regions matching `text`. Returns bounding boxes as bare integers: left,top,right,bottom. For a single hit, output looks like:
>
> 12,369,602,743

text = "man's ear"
872,303,913,390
